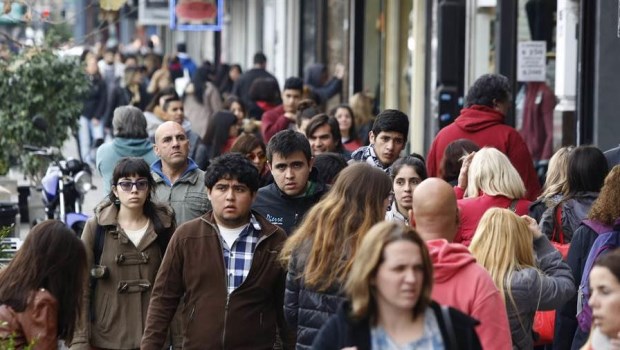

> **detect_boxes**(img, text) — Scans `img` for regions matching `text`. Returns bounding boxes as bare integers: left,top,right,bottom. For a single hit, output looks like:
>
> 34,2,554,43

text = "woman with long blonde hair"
469,208,575,349
529,146,574,222
280,162,392,349
454,147,531,246
312,221,482,350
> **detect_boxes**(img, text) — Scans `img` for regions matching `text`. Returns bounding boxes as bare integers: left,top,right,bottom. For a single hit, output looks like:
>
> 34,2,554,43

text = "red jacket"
455,192,531,247
428,239,512,349
427,105,541,200
261,105,292,143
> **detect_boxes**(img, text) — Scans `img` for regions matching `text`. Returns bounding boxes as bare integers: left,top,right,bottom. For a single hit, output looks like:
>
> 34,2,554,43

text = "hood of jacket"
113,137,155,157
304,63,326,87
426,239,476,283
454,105,505,133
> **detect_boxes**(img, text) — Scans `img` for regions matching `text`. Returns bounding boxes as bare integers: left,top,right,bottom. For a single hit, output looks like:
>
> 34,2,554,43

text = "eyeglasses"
246,152,266,161
116,180,149,192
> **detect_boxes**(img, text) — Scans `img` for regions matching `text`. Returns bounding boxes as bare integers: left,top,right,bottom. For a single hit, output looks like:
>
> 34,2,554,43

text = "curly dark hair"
205,153,260,192
588,165,620,225
465,74,512,108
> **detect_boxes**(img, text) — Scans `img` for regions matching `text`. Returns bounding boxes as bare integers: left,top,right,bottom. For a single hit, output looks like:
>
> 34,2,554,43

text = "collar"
151,159,199,186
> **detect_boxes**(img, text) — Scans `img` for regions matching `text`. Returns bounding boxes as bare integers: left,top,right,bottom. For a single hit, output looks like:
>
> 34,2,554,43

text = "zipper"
222,294,230,348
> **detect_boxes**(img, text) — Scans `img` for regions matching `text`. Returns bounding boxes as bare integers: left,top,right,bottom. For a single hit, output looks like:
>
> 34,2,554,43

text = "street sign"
517,41,547,82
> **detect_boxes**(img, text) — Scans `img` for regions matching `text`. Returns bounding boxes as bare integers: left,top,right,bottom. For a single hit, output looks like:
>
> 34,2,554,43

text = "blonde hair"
469,208,536,305
279,163,392,291
344,221,433,321
349,92,374,129
538,146,573,200
466,147,526,199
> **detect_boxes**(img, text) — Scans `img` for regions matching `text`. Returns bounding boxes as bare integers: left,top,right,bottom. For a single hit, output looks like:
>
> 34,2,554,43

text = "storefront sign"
169,0,223,31
517,41,546,82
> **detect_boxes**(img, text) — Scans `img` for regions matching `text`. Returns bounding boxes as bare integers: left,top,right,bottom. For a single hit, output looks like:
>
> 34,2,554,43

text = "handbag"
533,205,568,345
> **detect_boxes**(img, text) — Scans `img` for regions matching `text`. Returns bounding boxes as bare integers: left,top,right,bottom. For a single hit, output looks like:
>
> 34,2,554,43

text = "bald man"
151,121,211,225
411,178,512,350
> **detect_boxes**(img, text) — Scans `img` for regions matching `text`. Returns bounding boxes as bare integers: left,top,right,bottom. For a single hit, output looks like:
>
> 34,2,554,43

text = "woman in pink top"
454,147,531,246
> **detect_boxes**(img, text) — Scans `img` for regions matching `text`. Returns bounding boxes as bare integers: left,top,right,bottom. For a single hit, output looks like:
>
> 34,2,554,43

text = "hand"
521,215,542,239
284,112,297,122
334,63,345,79
457,151,475,190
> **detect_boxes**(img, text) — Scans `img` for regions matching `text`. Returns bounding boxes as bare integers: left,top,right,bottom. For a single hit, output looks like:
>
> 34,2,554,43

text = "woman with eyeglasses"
70,157,176,350
385,156,428,225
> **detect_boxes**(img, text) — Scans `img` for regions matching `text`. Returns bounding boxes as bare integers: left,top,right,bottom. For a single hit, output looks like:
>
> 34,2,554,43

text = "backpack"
576,224,620,332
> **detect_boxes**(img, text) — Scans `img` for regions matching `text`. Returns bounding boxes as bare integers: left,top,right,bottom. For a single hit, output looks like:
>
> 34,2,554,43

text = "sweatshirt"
426,105,541,200
427,239,512,350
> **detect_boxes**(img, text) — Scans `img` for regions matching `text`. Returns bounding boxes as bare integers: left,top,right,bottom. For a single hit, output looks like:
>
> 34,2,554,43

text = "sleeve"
507,132,541,201
554,227,591,349
17,291,59,350
426,138,439,177
283,256,301,328
275,256,296,350
141,231,186,350
205,83,223,117
68,219,97,349
313,78,342,103
194,143,210,170
533,236,576,311
538,206,555,241
310,315,342,350
94,81,108,121
261,109,292,144
470,284,513,350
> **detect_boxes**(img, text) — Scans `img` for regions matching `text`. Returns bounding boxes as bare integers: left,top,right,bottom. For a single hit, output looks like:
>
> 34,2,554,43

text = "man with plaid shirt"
142,153,292,349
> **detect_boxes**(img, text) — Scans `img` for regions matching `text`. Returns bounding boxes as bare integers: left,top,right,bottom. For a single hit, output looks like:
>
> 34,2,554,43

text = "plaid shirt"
220,214,262,294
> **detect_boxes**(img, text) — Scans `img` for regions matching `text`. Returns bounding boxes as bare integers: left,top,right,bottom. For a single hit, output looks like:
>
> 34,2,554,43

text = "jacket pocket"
96,292,112,330
184,192,211,214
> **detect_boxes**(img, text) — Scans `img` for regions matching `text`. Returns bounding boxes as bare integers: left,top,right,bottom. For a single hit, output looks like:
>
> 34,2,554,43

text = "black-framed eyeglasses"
116,180,149,192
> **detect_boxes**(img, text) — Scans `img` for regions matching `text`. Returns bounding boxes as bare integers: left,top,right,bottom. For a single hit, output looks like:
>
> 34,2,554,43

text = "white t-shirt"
218,224,248,249
124,220,150,248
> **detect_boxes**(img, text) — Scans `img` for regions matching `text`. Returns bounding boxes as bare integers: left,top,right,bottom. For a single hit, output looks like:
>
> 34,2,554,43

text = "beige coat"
70,200,175,350
183,81,222,141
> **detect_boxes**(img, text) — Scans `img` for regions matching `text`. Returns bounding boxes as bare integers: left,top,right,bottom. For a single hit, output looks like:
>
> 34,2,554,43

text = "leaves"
0,48,89,179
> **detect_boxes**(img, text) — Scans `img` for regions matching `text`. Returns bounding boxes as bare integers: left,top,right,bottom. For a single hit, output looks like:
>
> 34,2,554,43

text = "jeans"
78,115,104,164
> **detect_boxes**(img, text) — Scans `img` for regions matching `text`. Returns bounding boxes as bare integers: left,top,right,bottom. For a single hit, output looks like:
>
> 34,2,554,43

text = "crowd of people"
1,48,620,350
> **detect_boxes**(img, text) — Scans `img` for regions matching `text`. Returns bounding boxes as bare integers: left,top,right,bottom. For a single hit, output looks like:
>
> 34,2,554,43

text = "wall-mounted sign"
517,41,547,82
139,0,169,26
169,0,223,31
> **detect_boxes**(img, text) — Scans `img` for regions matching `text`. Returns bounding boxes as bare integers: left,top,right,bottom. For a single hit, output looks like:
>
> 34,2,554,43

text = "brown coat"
141,211,291,350
0,289,58,349
70,200,175,350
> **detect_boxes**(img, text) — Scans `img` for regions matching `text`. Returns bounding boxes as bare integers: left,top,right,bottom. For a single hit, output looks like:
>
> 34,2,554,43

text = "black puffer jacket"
284,240,346,350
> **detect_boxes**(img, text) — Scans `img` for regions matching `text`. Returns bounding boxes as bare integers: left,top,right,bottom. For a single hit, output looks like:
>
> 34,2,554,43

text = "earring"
114,196,120,206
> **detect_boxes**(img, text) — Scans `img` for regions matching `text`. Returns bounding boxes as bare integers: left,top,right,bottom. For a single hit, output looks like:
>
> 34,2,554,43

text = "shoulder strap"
508,199,519,212
551,204,565,243
440,305,458,350
94,224,105,265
